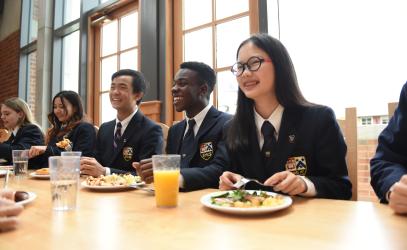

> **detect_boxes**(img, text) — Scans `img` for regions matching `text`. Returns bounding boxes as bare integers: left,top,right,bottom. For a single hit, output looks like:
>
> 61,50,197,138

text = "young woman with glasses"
216,33,352,200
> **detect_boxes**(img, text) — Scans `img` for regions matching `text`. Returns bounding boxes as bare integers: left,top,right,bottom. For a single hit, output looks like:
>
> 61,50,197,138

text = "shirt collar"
184,103,212,135
13,126,20,136
115,106,138,132
254,104,284,139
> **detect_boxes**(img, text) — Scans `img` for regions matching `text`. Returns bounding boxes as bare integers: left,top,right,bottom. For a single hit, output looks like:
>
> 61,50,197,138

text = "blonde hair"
2,97,37,127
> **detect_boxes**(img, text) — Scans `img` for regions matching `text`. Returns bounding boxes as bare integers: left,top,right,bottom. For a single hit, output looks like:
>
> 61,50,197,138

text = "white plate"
16,192,37,206
29,172,50,179
81,180,145,191
200,190,292,215
0,169,7,177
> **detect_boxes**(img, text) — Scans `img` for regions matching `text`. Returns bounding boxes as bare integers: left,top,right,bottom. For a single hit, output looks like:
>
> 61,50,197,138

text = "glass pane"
102,20,118,56
120,49,138,70
184,28,213,68
267,0,280,38
216,0,249,20
217,70,238,114
101,93,116,123
120,12,138,50
275,0,407,119
29,0,39,42
64,0,81,24
101,56,117,92
62,31,80,92
216,16,250,68
27,52,37,115
184,0,212,30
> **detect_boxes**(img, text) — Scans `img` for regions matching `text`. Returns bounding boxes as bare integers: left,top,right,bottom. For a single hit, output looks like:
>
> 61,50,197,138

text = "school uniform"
34,122,97,168
212,104,352,200
370,82,407,203
0,124,44,167
96,109,163,174
166,106,232,191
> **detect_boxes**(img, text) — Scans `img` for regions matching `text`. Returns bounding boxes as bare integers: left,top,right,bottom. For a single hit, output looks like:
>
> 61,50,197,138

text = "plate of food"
200,190,292,215
81,174,145,191
29,168,50,179
14,191,37,206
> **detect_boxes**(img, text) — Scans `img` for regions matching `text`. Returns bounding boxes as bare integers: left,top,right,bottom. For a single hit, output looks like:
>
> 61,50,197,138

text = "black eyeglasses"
230,56,272,77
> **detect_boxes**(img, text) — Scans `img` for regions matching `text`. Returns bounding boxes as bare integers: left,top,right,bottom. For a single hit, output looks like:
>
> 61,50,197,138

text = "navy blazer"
34,122,97,168
212,105,352,200
96,110,163,174
0,124,44,167
166,107,232,191
371,82,407,203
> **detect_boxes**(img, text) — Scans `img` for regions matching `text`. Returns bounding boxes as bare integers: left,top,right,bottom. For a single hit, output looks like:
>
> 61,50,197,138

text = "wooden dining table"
1,175,406,250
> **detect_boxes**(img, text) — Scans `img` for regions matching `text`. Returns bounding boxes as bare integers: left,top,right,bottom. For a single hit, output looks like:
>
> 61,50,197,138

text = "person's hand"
219,171,242,190
388,175,407,214
264,171,307,196
132,158,153,184
80,157,106,177
28,146,47,158
0,190,24,232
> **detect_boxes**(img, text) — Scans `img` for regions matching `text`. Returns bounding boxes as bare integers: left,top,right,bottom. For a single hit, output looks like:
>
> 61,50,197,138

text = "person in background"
370,82,407,214
133,61,232,191
80,69,163,176
217,33,351,200
0,189,23,232
29,91,96,166
0,97,44,167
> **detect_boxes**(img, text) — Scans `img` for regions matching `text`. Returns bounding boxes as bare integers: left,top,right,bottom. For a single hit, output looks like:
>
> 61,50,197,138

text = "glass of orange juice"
152,154,181,207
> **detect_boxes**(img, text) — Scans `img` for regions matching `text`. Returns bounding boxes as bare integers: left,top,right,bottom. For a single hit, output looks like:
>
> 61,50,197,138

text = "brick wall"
0,30,20,128
358,139,379,202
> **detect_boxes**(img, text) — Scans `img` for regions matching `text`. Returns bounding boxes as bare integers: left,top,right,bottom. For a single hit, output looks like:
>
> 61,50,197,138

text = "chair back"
157,122,169,153
337,107,358,201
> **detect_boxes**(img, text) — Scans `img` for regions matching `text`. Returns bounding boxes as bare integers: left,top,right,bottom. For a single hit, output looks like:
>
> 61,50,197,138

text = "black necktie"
113,122,122,149
261,121,277,160
180,119,196,167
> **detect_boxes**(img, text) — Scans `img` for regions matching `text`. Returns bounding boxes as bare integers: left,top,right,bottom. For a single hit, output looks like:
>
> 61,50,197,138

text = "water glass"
49,156,80,211
61,151,82,157
12,150,29,178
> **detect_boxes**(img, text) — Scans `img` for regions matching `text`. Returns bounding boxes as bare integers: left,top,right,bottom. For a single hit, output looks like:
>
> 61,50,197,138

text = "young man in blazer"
133,61,232,191
80,69,163,176
371,82,407,214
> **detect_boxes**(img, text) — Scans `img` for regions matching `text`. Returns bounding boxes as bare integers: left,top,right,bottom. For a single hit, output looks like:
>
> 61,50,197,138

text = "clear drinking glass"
12,150,29,178
49,156,80,211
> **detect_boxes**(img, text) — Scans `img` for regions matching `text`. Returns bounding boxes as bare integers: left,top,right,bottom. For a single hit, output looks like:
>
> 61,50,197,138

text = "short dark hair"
111,69,148,104
180,61,216,97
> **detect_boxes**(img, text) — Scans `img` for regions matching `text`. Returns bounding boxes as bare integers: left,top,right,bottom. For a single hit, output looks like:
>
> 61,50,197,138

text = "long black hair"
227,33,312,152
46,90,86,143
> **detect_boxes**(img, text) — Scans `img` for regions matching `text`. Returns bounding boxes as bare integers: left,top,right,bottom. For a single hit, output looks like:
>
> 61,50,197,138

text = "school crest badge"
285,156,307,175
122,147,134,161
200,142,214,160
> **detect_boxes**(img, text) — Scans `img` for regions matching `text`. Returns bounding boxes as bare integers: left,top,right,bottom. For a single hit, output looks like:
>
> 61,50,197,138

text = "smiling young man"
80,69,163,176
133,61,232,191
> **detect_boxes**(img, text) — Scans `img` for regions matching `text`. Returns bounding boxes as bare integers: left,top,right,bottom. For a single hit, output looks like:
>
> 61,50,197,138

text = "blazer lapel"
104,121,117,163
265,108,299,176
108,111,142,165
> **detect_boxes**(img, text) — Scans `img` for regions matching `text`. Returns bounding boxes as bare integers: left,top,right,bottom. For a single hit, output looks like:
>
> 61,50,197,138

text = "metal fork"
232,177,267,189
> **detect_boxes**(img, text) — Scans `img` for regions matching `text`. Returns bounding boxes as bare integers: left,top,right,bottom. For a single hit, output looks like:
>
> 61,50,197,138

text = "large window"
267,0,407,119
175,0,255,118
93,4,139,123
19,0,39,112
